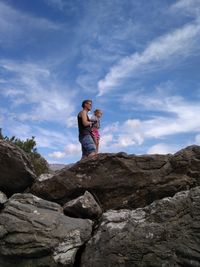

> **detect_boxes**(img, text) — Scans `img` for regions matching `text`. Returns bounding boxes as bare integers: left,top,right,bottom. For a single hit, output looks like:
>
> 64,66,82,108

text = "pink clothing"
91,127,100,139
90,115,100,139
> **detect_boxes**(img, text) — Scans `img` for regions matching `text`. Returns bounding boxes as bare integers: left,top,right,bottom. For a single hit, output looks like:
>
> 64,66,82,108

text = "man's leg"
81,135,96,157
79,137,88,160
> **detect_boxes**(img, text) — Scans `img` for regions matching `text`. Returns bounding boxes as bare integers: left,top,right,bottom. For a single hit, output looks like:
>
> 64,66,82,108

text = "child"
90,109,102,153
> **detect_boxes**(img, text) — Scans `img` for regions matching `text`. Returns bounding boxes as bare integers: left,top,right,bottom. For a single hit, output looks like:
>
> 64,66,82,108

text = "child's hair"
94,109,102,116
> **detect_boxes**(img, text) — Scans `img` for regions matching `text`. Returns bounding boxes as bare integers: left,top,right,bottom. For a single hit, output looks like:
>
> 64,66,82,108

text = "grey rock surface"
31,145,200,211
63,191,102,219
0,193,92,267
0,191,7,207
0,140,36,196
37,173,54,182
49,163,75,173
81,186,200,267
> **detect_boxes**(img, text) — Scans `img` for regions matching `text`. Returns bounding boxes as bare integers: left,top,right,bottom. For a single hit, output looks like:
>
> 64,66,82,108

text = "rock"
0,191,7,207
49,163,73,172
170,145,200,176
37,173,54,182
80,186,200,267
31,146,200,211
63,191,102,219
0,140,36,196
0,193,92,267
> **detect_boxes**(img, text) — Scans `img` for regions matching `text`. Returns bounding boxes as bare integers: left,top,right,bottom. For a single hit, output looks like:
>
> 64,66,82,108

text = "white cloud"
97,21,200,96
100,134,114,151
0,58,79,161
115,135,137,147
99,120,144,153
0,60,76,124
0,78,8,83
0,121,68,150
64,143,80,155
102,122,120,135
171,0,200,16
48,143,80,159
147,143,177,154
122,82,175,111
0,1,61,46
2,88,25,97
34,128,68,149
49,151,66,159
44,0,65,10
66,116,78,128
99,94,200,152
129,96,200,138
74,1,141,92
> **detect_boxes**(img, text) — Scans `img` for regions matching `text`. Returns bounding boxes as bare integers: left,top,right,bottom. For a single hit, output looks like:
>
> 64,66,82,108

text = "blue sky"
1,0,200,164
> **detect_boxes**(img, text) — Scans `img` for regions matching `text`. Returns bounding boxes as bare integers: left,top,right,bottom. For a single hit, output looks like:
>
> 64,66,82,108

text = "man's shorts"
79,134,96,156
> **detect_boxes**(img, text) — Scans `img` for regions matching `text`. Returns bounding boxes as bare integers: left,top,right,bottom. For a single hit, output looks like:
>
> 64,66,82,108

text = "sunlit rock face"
63,191,102,219
31,145,200,211
0,193,92,267
81,186,200,267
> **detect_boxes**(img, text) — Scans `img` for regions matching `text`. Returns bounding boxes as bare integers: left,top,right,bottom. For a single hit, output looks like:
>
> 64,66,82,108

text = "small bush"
0,128,49,176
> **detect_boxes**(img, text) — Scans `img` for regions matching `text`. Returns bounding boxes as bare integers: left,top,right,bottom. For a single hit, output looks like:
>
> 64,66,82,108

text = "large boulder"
81,186,200,267
0,140,36,196
63,191,102,219
31,146,200,211
0,193,92,267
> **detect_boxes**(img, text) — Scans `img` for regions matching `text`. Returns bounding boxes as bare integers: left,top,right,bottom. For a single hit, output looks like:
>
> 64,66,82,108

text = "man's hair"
82,99,92,108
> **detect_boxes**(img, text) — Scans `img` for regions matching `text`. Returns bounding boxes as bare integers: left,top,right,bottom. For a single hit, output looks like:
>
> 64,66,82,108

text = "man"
77,100,96,159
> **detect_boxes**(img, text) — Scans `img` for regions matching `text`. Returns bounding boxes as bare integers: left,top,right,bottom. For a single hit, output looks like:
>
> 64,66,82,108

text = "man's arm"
80,110,92,127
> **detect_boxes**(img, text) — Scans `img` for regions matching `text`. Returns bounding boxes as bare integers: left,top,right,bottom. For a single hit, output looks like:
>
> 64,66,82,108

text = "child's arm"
90,115,98,127
90,115,97,122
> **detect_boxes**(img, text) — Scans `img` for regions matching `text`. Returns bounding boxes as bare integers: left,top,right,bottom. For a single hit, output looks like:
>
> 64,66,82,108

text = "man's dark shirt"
77,113,91,138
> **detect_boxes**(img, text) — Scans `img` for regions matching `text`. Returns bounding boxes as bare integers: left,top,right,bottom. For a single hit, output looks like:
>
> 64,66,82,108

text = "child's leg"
92,136,98,151
96,138,99,153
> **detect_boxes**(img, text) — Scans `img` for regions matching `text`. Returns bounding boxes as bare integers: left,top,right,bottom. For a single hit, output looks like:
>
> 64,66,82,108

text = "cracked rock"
0,193,92,267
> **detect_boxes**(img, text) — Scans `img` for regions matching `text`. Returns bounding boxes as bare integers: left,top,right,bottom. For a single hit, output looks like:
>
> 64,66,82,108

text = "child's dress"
90,115,100,140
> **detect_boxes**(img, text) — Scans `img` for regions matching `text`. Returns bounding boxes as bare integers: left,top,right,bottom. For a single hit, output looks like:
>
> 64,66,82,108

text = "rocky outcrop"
37,173,54,182
0,193,92,267
63,191,102,219
1,143,200,266
81,186,200,267
31,145,200,211
0,191,7,207
0,140,36,196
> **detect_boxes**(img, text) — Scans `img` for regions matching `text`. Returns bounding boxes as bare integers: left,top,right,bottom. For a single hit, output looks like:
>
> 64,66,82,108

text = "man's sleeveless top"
77,113,91,137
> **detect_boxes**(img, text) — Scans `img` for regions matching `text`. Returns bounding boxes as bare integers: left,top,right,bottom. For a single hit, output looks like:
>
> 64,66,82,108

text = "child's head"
94,109,102,118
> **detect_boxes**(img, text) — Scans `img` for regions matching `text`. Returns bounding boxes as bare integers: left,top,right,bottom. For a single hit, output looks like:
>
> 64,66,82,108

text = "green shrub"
0,128,49,176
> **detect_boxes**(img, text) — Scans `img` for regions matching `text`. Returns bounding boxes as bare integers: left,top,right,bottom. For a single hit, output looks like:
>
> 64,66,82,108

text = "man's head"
82,99,92,111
